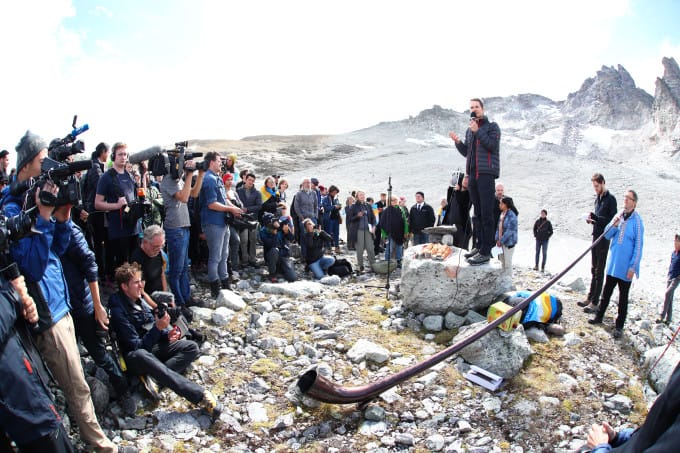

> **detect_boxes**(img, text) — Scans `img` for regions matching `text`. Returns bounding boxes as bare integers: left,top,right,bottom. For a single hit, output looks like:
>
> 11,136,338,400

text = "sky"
0,0,679,159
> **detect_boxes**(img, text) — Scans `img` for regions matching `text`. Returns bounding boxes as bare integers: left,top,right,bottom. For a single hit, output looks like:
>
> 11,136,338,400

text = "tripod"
365,176,394,300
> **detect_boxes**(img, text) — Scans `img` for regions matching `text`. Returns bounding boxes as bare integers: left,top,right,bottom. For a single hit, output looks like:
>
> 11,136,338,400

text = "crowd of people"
0,96,676,451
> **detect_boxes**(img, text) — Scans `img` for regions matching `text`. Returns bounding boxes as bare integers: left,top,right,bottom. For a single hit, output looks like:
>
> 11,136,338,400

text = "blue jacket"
455,116,501,179
669,250,680,280
2,193,71,325
604,211,644,281
495,210,518,248
109,291,166,355
199,169,228,226
60,222,98,319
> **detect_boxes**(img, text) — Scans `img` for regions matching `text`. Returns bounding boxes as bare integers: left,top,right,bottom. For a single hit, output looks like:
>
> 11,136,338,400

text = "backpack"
328,258,353,277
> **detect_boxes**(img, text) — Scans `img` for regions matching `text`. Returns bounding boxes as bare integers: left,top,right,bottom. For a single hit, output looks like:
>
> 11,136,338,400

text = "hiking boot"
587,317,603,325
464,248,479,259
220,279,231,290
467,253,490,265
613,328,623,339
140,376,161,401
118,391,137,416
577,299,592,307
185,297,205,308
533,266,538,271
209,280,221,298
583,303,599,314
201,390,222,423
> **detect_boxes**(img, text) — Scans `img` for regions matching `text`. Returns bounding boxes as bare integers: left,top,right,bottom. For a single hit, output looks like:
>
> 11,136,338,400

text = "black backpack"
328,258,353,277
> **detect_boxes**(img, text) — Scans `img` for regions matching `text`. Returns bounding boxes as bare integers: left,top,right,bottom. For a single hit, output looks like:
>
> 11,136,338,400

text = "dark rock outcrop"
652,57,680,154
563,64,653,130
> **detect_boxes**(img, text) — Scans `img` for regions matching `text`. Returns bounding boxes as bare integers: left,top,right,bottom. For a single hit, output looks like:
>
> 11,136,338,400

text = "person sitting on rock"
259,212,297,282
302,218,335,279
108,262,221,422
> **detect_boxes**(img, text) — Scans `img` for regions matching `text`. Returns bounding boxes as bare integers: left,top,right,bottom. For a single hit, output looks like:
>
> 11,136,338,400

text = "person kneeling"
303,218,335,279
260,213,297,282
108,262,221,421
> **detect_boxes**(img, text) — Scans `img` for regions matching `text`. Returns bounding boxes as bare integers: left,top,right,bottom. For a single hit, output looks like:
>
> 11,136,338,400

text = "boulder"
216,291,246,311
644,346,680,393
455,322,532,379
400,246,511,314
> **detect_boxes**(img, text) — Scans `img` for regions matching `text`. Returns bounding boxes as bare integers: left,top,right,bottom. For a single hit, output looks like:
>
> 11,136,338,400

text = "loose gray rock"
212,306,235,326
422,315,444,332
364,405,385,421
456,322,533,378
258,281,324,298
320,275,342,285
525,327,550,343
215,291,247,311
445,311,466,329
347,339,390,364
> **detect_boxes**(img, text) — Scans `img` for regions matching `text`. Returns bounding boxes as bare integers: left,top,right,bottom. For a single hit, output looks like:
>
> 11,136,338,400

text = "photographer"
302,218,335,279
95,142,141,282
160,156,204,308
199,152,243,297
260,212,296,282
0,271,75,451
108,262,221,422
61,220,134,414
2,131,116,452
236,173,262,267
131,225,168,304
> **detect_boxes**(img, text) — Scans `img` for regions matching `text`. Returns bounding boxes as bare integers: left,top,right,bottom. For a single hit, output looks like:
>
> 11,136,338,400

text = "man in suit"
408,191,436,245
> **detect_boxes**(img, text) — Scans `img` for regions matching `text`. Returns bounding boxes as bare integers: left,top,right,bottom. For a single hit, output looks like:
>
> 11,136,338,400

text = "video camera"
225,211,258,231
146,141,203,180
10,116,91,208
0,211,39,252
48,115,89,162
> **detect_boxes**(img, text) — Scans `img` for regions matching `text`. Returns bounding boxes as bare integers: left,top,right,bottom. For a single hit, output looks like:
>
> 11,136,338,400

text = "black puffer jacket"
455,116,501,179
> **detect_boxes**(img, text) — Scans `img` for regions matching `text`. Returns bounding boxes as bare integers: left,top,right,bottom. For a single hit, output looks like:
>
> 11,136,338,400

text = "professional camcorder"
135,141,203,180
48,115,89,162
0,211,39,252
225,211,258,231
10,117,91,208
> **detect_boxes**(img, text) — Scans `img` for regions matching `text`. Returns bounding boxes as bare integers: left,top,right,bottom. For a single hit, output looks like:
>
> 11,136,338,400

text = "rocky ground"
65,241,679,453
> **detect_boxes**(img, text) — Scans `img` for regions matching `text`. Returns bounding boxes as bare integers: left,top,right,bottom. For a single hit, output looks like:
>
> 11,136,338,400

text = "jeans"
588,238,610,304
264,248,297,282
325,219,340,247
239,226,258,265
124,339,204,404
468,173,496,256
412,232,429,246
596,275,632,329
165,227,191,306
73,313,128,393
228,225,240,271
661,277,679,322
535,239,549,269
309,256,335,279
384,238,403,262
203,223,230,282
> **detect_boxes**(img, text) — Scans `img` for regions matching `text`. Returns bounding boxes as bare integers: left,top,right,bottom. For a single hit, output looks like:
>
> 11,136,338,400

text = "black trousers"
587,238,610,304
73,313,128,393
468,173,496,256
596,275,632,329
88,212,107,279
124,339,203,404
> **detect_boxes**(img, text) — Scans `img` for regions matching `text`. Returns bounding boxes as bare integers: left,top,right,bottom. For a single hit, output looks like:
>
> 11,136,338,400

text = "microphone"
70,124,89,139
128,146,163,165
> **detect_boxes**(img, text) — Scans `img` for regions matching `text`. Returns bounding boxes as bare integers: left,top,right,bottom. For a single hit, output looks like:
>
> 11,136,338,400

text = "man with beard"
449,98,501,265
581,173,618,314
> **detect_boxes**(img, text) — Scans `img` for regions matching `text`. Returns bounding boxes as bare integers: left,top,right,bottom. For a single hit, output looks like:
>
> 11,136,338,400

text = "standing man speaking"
449,98,501,265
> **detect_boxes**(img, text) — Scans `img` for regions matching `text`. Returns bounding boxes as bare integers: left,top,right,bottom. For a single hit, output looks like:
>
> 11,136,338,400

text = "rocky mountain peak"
653,57,680,154
563,64,653,130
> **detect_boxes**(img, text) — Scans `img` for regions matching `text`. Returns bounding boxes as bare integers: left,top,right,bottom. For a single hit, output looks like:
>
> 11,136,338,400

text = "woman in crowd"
495,196,518,278
278,178,289,204
321,185,342,253
260,175,282,222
